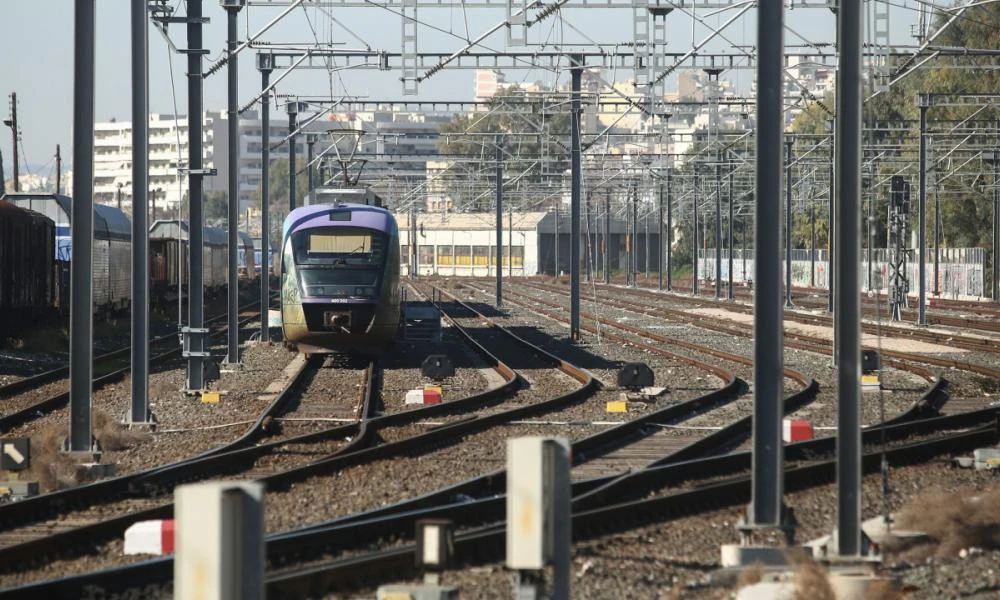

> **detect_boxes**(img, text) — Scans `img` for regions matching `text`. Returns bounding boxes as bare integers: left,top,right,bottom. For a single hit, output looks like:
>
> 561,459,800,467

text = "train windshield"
291,227,386,267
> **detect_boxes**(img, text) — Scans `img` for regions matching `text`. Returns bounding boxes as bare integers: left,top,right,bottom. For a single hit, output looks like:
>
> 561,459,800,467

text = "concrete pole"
225,1,243,366
129,0,151,423
785,139,794,308
496,135,503,308
835,0,864,557
185,0,207,392
811,193,817,288
258,54,273,342
69,0,96,452
570,55,582,342
918,96,929,324
748,0,785,529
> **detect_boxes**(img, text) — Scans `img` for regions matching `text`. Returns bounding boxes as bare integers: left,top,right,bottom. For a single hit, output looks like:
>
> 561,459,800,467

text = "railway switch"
422,354,455,379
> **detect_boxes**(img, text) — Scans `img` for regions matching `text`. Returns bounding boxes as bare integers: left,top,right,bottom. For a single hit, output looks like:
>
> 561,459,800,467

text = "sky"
0,0,928,181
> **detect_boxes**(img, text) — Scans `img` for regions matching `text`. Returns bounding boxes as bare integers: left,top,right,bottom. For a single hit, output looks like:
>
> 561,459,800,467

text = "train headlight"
354,287,375,297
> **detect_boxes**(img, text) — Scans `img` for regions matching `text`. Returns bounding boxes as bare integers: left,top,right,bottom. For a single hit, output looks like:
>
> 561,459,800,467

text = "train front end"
280,204,400,354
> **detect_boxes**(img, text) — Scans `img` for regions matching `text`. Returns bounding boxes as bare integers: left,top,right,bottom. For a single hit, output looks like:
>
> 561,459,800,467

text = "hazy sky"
0,1,925,181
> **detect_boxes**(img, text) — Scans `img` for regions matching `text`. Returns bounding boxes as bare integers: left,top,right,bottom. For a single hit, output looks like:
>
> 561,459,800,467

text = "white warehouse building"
396,210,640,277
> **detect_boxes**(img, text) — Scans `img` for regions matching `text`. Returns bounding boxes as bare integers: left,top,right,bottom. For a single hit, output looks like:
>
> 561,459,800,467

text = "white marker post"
175,481,264,600
506,437,570,600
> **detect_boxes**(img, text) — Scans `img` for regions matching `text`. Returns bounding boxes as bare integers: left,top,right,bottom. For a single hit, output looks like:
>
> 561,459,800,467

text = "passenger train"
280,194,400,354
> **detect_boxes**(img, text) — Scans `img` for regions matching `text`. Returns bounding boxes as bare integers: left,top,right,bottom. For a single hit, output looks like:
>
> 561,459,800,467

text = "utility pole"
666,168,672,291
55,145,62,194
306,132,318,202
129,0,152,424
693,171,699,297
224,0,244,366
715,160,722,299
4,92,18,192
785,139,794,308
917,94,929,323
569,54,582,342
69,0,96,454
728,165,734,300
658,183,664,291
604,189,610,284
495,134,503,308
287,100,302,214
257,53,274,342
184,0,208,392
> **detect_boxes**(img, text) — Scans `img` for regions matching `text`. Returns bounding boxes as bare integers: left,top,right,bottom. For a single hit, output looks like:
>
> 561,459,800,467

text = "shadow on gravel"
505,325,620,372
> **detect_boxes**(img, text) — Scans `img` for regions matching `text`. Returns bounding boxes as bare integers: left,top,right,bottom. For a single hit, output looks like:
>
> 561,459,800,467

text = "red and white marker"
124,519,175,555
782,419,814,443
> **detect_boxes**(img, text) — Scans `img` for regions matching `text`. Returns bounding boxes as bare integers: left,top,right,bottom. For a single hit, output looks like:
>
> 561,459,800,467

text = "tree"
178,190,229,225
436,86,571,211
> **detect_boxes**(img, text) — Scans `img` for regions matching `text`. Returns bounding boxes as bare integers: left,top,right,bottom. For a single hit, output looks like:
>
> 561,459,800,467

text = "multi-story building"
93,111,312,216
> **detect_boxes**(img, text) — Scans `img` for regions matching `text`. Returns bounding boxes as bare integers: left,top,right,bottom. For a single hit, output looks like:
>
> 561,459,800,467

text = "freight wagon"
0,200,56,332
3,193,131,315
149,219,229,295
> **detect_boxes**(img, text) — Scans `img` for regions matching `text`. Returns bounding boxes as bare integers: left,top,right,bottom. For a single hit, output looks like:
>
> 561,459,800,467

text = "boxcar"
149,219,229,292
0,200,56,329
3,193,131,314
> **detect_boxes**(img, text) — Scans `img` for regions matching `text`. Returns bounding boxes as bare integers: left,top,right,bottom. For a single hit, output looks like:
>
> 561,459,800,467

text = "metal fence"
697,247,986,299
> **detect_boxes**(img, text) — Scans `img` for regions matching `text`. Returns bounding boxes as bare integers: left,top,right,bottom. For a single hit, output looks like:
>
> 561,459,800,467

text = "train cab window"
291,227,386,266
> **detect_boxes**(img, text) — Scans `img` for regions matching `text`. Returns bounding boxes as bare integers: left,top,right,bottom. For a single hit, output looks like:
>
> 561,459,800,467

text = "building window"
473,245,489,266
455,245,472,266
418,245,434,267
437,245,453,266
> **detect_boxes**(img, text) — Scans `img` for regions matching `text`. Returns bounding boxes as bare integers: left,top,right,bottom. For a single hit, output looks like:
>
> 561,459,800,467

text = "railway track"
7,283,998,598
0,300,266,433
0,282,754,596
653,278,1000,333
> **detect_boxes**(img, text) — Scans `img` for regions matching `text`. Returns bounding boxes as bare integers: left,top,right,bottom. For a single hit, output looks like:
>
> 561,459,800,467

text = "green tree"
437,86,571,211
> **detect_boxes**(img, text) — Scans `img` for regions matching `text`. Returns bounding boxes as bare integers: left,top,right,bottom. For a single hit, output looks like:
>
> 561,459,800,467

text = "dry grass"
793,557,835,600
735,562,764,589
864,579,904,600
893,483,1000,559
24,410,151,491
93,410,152,452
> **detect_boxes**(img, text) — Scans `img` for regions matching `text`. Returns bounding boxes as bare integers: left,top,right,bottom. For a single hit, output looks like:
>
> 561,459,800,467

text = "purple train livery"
280,201,400,354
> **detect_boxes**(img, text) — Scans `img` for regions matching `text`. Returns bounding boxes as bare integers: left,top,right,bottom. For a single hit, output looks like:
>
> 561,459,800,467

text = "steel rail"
0,299,265,432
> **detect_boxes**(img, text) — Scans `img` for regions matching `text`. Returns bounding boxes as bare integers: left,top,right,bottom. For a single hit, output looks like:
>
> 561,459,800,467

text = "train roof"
2,193,131,241
149,219,229,247
282,203,396,240
0,198,55,228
